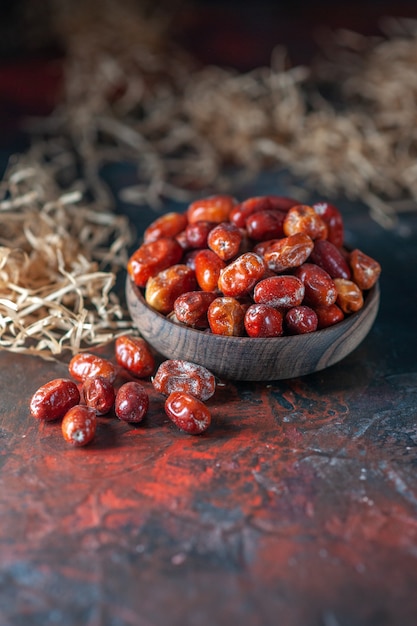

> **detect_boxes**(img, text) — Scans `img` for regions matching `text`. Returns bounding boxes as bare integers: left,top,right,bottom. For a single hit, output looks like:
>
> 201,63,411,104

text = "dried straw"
27,3,417,229
0,156,134,358
5,3,417,357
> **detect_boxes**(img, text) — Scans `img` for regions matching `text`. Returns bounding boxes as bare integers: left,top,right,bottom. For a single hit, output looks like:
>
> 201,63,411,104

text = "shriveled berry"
127,238,183,288
115,381,149,423
244,304,284,337
349,249,381,290
245,210,286,240
153,359,216,401
187,195,236,224
218,252,265,298
313,201,344,247
334,278,364,313
309,239,351,279
294,263,337,307
253,238,281,257
173,291,218,327
207,222,242,261
253,276,305,309
285,306,318,335
144,212,188,243
115,335,155,378
145,264,197,314
315,303,345,329
82,376,115,415
230,195,297,228
30,378,80,421
69,353,116,383
207,297,245,336
175,230,191,251
283,205,328,240
185,221,216,249
165,391,211,435
62,405,96,446
263,232,314,273
194,249,226,292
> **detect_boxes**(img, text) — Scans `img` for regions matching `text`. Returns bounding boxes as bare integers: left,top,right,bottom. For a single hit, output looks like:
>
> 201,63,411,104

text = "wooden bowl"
126,277,380,381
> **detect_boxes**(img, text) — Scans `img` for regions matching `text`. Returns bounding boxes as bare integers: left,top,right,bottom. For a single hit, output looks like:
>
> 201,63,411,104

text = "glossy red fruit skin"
263,233,314,273
82,376,115,415
253,276,305,309
312,201,344,247
115,381,149,423
349,248,381,290
283,205,328,240
310,239,351,279
164,391,211,435
62,405,96,446
152,359,216,401
69,353,117,383
294,263,337,308
145,264,197,315
185,221,216,249
218,252,265,298
187,195,236,224
229,195,297,228
285,306,318,335
173,291,218,327
194,249,226,292
334,278,364,314
253,238,281,257
245,210,286,241
115,335,155,378
207,297,245,336
175,230,191,251
207,222,242,261
127,238,183,288
315,303,345,329
244,304,284,337
143,212,188,243
30,378,80,421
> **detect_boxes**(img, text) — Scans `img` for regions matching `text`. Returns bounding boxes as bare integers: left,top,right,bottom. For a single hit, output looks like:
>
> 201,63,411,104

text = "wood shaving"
28,3,417,228
6,3,417,357
0,157,134,358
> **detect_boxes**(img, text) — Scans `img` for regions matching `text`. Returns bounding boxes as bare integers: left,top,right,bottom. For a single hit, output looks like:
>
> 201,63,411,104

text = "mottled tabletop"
1,165,417,626
2,1,417,621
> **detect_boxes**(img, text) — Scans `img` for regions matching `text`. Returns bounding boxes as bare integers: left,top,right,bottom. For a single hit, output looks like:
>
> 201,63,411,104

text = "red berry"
30,379,80,421
164,391,211,435
62,405,96,446
115,382,149,423
82,376,115,415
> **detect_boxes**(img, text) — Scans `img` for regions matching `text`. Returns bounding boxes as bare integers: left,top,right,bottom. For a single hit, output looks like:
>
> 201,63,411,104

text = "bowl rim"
126,276,380,380
126,276,380,345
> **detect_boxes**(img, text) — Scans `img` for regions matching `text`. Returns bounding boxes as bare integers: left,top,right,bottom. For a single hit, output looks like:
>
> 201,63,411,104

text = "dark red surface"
1,192,417,625
1,4,417,624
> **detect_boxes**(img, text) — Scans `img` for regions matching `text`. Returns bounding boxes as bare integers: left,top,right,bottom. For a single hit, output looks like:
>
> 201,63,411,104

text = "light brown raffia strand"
4,4,417,357
26,5,417,226
0,158,134,358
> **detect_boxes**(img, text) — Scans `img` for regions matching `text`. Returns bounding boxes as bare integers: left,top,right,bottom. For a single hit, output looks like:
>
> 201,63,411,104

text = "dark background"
1,4,417,626
2,0,417,155
2,0,417,62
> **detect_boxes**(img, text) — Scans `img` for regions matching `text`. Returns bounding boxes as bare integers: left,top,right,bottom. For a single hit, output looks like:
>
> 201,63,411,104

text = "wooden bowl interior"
126,278,380,381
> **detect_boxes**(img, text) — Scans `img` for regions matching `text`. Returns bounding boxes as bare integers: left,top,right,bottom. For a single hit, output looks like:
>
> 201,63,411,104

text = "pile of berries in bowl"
126,195,381,381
